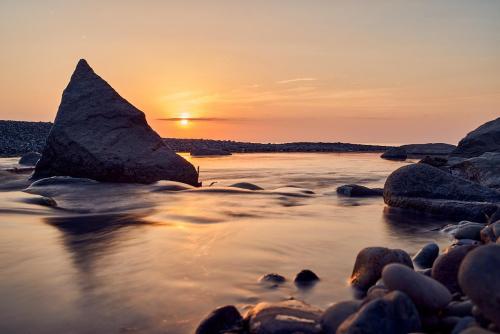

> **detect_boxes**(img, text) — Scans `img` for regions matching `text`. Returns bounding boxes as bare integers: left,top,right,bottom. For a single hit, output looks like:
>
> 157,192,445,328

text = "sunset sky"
1,0,499,144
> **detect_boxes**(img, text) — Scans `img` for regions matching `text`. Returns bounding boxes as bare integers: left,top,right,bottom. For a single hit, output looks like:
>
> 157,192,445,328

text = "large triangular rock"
33,59,199,186
451,117,500,158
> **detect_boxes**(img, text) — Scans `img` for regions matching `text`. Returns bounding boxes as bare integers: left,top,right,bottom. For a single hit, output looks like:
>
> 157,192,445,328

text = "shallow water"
0,153,453,334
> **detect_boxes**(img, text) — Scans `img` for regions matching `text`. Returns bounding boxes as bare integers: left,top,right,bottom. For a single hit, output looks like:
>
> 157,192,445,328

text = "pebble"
320,300,361,334
195,305,242,334
432,244,477,293
413,242,439,268
382,263,452,311
294,269,319,287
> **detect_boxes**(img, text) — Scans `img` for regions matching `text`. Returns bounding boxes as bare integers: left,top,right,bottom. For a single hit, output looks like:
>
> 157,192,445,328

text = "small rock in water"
294,269,320,287
382,263,452,311
349,247,413,291
458,244,500,329
229,182,263,191
413,242,439,268
337,291,421,334
380,147,407,161
246,300,323,334
18,151,41,166
336,184,383,197
452,222,484,240
259,273,286,285
195,305,242,334
320,300,361,334
432,244,477,294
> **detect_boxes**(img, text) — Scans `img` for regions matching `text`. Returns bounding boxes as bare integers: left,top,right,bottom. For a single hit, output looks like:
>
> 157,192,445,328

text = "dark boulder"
195,305,242,334
294,269,320,287
459,244,500,328
337,291,421,334
336,184,383,197
381,147,407,160
33,59,199,186
349,247,413,291
229,182,263,191
383,163,500,222
412,242,439,269
320,300,361,334
18,151,41,166
451,117,500,158
450,152,500,190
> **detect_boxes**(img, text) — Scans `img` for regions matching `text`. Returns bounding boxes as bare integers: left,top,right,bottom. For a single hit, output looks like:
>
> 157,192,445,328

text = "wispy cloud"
276,77,318,84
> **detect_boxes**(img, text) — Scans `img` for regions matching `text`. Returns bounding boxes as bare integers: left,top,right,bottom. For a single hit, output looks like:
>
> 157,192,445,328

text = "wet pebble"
432,244,477,293
195,305,242,334
294,269,319,287
320,300,361,334
413,242,439,269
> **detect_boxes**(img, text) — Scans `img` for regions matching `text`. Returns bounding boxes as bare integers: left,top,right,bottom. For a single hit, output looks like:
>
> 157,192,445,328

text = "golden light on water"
180,119,189,126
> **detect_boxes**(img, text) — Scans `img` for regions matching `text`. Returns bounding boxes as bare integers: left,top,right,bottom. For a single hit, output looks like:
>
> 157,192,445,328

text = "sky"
1,0,499,144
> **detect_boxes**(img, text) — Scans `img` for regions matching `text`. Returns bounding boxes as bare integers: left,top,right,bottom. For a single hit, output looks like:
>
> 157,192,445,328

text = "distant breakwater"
0,120,390,157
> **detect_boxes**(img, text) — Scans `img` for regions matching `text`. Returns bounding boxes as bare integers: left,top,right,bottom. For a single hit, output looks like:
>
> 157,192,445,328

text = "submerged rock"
246,300,322,334
259,273,286,285
33,59,199,186
349,247,413,291
18,151,41,166
294,269,320,287
229,182,263,191
450,152,500,190
458,244,500,328
382,263,452,311
337,291,421,334
381,147,407,160
431,244,477,294
336,184,383,197
412,242,439,269
195,305,242,334
451,117,500,159
383,163,500,222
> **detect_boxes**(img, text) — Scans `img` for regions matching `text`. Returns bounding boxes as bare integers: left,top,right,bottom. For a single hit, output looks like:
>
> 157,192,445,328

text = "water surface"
0,153,452,334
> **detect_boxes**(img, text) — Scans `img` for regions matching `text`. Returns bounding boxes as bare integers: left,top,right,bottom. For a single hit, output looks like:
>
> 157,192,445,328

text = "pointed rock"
33,59,199,185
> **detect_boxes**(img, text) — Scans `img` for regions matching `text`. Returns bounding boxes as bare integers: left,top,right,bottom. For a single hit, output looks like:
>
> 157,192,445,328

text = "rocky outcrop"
451,117,500,158
33,59,199,185
383,163,500,222
450,152,500,190
401,143,456,156
380,147,407,160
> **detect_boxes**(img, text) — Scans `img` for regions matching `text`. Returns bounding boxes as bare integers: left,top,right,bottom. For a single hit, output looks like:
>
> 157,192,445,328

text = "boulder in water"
33,59,199,186
451,117,500,158
336,184,383,197
381,147,407,160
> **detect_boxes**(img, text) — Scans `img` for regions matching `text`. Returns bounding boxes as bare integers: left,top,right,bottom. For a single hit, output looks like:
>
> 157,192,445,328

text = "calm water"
0,153,452,334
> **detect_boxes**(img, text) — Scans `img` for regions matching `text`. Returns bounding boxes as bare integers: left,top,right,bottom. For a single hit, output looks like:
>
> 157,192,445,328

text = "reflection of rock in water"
44,212,153,273
382,206,450,236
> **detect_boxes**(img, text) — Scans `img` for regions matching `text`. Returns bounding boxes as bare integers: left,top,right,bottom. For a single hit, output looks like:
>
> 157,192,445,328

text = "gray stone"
246,300,322,334
451,117,500,159
450,152,500,190
458,244,500,328
320,300,361,334
336,184,383,197
432,245,477,294
382,263,452,311
33,59,199,186
337,291,421,334
413,242,439,269
381,147,407,160
18,151,41,166
383,163,500,222
229,182,263,191
452,223,485,241
350,247,413,291
195,305,242,334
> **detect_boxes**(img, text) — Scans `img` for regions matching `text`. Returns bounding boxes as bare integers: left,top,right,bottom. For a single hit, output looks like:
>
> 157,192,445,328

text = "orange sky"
1,1,499,144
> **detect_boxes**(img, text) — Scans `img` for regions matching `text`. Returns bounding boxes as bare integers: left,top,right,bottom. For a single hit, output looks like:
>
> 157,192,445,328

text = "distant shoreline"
0,120,391,157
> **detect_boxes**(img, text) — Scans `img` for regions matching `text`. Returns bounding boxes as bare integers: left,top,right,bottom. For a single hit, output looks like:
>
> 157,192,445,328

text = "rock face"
246,300,322,334
337,291,421,334
458,244,500,328
336,184,383,197
401,143,456,156
382,263,452,311
381,147,407,160
349,247,413,291
450,152,500,190
33,59,199,186
451,117,500,158
383,163,500,222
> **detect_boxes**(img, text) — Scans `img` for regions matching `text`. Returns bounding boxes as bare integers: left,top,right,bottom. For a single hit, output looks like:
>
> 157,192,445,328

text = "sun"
180,118,189,126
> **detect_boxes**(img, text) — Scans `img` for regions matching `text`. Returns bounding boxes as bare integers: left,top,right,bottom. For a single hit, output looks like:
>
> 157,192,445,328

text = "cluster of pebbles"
195,219,500,334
